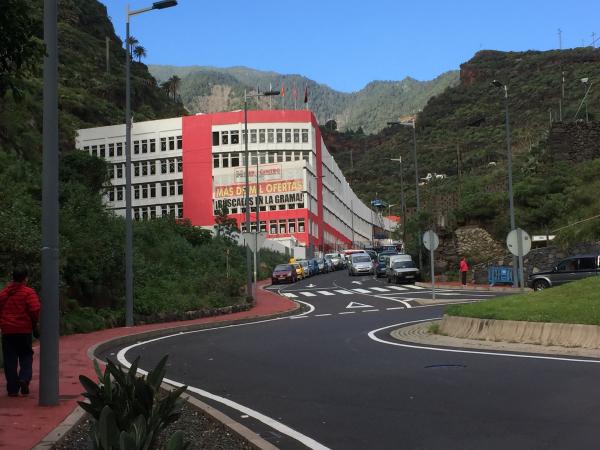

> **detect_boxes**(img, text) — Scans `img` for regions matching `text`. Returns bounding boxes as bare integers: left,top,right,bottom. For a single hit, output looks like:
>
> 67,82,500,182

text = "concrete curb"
416,282,531,293
440,315,600,349
31,406,88,450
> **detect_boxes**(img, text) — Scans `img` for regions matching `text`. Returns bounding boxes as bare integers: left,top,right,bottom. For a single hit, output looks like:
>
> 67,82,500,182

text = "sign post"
506,228,531,291
422,230,440,301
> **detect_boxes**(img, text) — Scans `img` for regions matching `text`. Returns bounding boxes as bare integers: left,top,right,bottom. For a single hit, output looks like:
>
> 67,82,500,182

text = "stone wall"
546,121,600,163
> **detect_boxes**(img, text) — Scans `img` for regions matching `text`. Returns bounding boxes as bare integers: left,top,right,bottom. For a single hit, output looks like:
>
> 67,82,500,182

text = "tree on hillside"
133,45,147,62
214,207,239,241
126,36,139,57
168,75,181,101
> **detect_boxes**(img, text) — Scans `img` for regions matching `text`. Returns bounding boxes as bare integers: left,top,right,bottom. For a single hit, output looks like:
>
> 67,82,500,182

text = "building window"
212,131,220,146
259,129,266,143
276,129,283,143
169,159,175,173
177,181,183,195
278,220,286,234
302,129,309,143
267,129,274,143
142,162,148,176
161,205,167,216
150,206,157,219
108,189,115,202
230,131,239,144
268,152,275,164
259,152,266,164
221,131,229,145
142,140,148,153
91,145,97,157
251,154,258,166
134,185,140,199
117,142,123,156
161,160,167,174
285,129,291,143
213,154,220,168
109,143,114,157
117,187,123,201
134,162,140,177
117,164,123,178
169,182,175,196
169,136,175,150
177,135,182,149
142,207,148,220
302,151,310,161
278,204,286,210
288,219,296,233
177,157,182,172
142,184,148,199
260,221,266,232
269,204,277,211
161,182,167,197
108,165,114,179
293,129,300,143
250,130,257,143
177,204,183,219
134,141,139,154
270,220,277,234
285,152,292,162
298,218,305,232
134,208,140,220
160,137,167,151
99,144,106,158
150,161,156,175
84,145,90,153
150,139,156,152
150,184,156,198
231,154,239,167
275,151,283,163
294,152,301,161
222,154,229,168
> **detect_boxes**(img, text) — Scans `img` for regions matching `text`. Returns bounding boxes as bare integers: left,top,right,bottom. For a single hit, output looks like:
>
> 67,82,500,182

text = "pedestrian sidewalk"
0,281,297,450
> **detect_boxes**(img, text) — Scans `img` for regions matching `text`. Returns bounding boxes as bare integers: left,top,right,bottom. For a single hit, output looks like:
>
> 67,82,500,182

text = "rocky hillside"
149,64,459,134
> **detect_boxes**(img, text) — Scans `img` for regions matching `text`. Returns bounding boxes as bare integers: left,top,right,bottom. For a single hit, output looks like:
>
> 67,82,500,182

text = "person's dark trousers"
461,271,467,286
2,333,33,395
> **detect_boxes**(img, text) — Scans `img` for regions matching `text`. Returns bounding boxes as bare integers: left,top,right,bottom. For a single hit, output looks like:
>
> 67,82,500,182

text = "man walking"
0,266,41,397
459,257,469,288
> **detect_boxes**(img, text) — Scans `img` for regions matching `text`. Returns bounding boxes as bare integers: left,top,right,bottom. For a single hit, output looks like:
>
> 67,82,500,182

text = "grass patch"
428,323,440,334
446,276,600,325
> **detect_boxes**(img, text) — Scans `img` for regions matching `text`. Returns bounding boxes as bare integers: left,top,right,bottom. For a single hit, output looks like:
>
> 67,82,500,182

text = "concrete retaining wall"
440,315,600,349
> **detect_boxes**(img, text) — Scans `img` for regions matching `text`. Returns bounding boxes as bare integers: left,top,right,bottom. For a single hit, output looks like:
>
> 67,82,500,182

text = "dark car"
386,260,420,284
309,259,320,275
323,256,334,272
527,254,600,291
376,254,391,278
271,264,297,284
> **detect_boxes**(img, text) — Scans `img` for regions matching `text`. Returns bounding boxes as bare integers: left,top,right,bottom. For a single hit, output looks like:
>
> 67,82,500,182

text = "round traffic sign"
506,228,531,256
422,230,439,251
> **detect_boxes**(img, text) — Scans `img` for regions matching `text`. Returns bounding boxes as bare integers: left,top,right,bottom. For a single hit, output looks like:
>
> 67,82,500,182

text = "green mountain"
323,48,600,245
149,64,459,133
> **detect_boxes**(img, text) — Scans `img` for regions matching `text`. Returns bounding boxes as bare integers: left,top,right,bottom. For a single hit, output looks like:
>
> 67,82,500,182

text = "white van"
387,254,413,266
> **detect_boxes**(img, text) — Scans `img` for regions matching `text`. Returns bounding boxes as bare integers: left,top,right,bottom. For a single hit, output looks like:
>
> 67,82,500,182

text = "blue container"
488,266,513,286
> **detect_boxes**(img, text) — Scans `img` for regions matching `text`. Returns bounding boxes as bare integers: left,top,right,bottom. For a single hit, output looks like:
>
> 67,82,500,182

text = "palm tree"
126,36,138,57
133,45,147,62
168,75,181,101
161,79,173,98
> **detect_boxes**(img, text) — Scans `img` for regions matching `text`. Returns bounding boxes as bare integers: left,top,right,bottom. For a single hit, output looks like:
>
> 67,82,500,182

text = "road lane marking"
299,291,317,297
281,292,297,298
290,316,309,319
362,309,379,313
334,290,353,295
352,288,371,294
368,319,600,364
386,307,406,310
338,311,355,315
315,313,332,317
407,285,425,289
370,287,390,292
346,301,374,309
386,286,408,291
317,290,335,296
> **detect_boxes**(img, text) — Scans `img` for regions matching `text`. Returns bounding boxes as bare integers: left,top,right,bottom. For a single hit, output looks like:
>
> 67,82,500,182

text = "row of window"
215,201,306,216
239,218,306,234
107,158,182,179
213,151,310,169
83,135,182,159
212,128,309,146
133,203,183,220
106,181,183,202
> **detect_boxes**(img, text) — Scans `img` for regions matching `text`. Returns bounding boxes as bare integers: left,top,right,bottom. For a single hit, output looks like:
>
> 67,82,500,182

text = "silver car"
348,254,374,276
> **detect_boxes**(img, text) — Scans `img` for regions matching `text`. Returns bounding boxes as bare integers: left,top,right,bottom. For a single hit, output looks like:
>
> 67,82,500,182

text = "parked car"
386,259,420,284
309,259,320,275
298,260,312,277
323,256,334,272
527,254,600,291
376,254,391,278
316,258,331,273
348,253,374,276
291,262,305,280
324,253,344,270
365,249,378,261
271,264,297,284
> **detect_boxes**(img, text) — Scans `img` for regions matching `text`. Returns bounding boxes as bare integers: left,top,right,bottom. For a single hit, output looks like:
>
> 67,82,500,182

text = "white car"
348,254,374,276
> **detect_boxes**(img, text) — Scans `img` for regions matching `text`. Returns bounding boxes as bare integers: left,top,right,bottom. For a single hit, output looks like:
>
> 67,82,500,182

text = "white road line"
370,287,390,292
367,319,600,364
315,313,332,317
338,311,355,315
352,288,372,294
281,292,297,298
290,316,309,319
386,286,408,291
362,309,379,313
299,291,317,297
386,307,406,310
317,291,335,296
407,285,425,290
294,300,315,316
334,290,353,295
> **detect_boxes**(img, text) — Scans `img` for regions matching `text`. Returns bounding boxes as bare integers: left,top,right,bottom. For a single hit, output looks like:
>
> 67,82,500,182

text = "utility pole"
350,147,354,170
105,36,110,74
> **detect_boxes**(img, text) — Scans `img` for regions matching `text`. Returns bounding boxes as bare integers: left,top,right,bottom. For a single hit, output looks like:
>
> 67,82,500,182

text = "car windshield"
274,265,291,271
393,261,416,269
353,255,371,263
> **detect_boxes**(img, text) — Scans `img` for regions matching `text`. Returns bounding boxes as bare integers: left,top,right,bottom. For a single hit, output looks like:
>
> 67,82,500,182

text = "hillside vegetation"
324,48,600,244
149,64,459,134
0,0,284,334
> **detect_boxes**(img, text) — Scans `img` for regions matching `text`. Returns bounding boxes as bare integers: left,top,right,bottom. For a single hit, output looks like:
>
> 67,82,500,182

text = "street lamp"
243,89,279,299
125,0,178,327
492,79,520,288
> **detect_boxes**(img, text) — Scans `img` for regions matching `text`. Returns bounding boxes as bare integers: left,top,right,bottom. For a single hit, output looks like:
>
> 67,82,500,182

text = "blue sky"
101,0,600,92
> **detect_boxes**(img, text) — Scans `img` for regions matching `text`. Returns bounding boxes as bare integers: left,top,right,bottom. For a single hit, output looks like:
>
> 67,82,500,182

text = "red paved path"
0,281,296,450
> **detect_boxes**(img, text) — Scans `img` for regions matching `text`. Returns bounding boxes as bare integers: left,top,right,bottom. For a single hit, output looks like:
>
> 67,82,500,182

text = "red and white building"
76,110,392,253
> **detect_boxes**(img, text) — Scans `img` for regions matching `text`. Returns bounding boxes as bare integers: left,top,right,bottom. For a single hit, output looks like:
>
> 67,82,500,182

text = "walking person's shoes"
19,380,30,395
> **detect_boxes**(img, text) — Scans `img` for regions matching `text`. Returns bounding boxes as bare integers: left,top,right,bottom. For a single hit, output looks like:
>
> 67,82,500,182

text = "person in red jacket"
459,257,469,287
0,266,41,396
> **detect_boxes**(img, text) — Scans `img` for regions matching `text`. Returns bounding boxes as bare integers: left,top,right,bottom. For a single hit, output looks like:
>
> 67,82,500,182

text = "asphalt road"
107,270,600,450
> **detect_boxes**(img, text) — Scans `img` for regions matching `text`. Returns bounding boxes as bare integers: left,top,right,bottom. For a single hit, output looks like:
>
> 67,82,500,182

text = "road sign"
241,232,267,253
506,228,531,256
422,230,439,251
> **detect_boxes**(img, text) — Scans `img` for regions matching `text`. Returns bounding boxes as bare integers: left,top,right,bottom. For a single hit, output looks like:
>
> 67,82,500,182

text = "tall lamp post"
492,80,520,288
125,1,177,326
243,89,279,299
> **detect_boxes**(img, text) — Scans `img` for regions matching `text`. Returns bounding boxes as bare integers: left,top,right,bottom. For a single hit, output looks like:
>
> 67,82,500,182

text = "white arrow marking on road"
351,281,362,285
346,301,374,309
307,284,316,288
